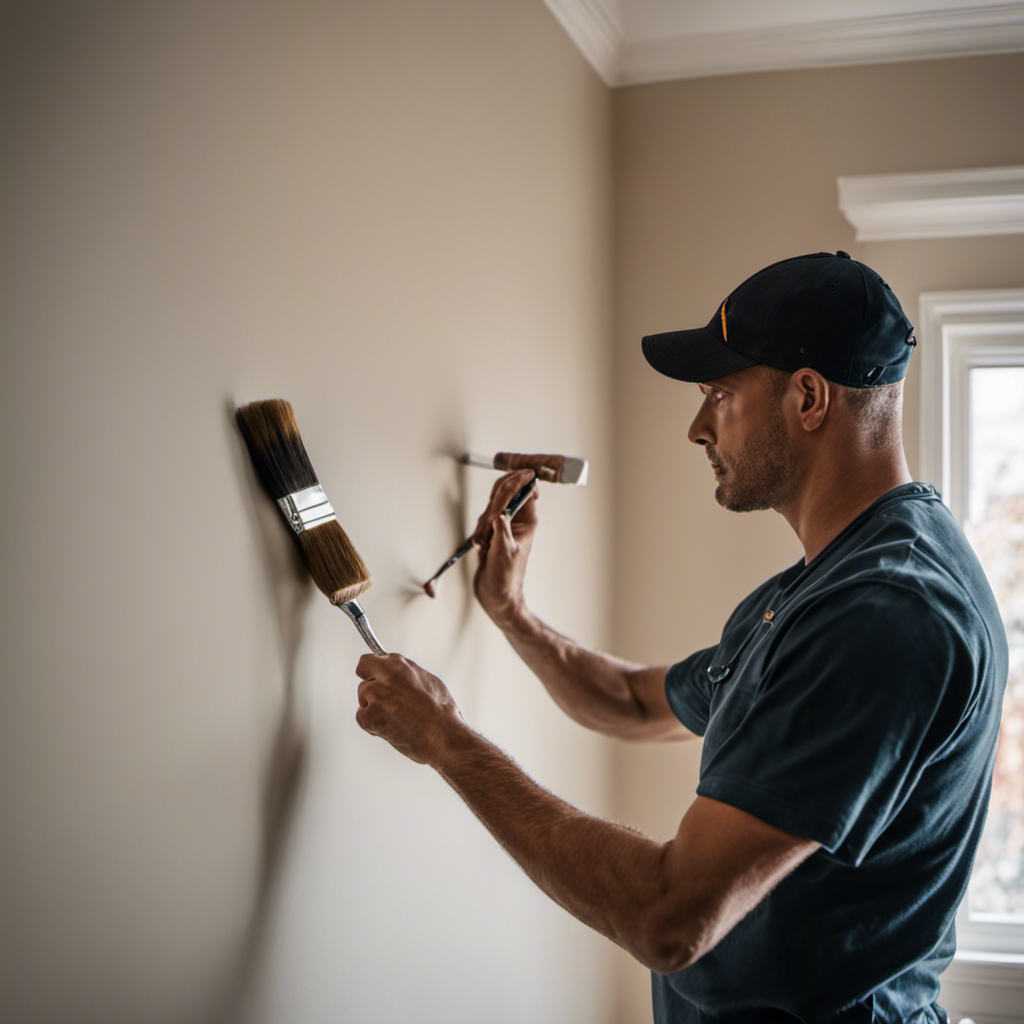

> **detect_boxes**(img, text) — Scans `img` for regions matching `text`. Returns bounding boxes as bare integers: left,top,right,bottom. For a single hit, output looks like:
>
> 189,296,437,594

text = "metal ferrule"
277,484,337,534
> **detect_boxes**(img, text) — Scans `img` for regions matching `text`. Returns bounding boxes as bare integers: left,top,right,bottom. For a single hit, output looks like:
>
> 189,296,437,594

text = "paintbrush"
462,451,588,485
235,399,385,655
423,474,537,598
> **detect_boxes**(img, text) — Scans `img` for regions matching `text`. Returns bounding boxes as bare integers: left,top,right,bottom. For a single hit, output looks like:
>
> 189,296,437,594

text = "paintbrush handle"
424,476,538,594
339,600,387,655
502,475,538,518
425,537,475,585
494,452,564,482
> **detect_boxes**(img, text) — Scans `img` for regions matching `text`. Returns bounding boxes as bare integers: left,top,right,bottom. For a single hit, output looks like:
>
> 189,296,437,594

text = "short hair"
759,365,903,450
834,380,904,450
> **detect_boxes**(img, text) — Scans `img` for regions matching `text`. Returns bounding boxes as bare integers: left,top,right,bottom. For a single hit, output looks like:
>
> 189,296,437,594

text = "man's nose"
688,402,715,446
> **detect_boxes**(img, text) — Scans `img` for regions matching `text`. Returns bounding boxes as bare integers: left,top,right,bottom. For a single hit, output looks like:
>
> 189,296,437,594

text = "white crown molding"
540,0,623,86
615,4,1024,86
837,166,1024,241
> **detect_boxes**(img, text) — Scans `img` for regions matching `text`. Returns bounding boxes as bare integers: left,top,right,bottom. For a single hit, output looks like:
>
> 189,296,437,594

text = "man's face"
687,366,798,512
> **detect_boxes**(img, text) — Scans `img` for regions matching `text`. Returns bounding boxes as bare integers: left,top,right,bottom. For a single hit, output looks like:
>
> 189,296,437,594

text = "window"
919,290,1024,957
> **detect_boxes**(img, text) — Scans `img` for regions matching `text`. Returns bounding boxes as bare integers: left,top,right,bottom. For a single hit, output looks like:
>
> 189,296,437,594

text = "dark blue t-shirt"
654,483,1007,1024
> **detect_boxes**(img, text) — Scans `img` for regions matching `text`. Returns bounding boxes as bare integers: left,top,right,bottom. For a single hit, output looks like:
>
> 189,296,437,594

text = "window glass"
963,366,1024,922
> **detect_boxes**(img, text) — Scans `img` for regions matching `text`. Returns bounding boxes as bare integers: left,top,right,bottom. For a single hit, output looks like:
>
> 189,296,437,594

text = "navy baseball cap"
642,251,917,388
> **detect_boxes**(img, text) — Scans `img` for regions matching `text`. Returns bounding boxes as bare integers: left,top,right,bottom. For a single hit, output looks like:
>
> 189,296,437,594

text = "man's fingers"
473,470,538,543
356,652,386,679
492,513,519,555
489,467,535,505
356,676,391,733
357,678,374,706
484,469,535,517
513,486,539,523
355,704,381,735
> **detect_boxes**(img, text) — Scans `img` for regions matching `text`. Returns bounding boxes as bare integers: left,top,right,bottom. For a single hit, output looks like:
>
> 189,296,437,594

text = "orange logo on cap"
720,301,728,343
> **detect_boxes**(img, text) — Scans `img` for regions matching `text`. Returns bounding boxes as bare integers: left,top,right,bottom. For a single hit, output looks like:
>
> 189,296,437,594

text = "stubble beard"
708,414,798,513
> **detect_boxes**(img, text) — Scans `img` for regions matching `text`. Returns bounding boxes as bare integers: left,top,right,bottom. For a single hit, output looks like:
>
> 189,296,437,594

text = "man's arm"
355,653,819,973
495,605,694,741
471,470,697,742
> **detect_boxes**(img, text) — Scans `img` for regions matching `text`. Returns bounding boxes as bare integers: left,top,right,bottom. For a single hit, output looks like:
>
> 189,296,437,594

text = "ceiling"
541,0,1024,85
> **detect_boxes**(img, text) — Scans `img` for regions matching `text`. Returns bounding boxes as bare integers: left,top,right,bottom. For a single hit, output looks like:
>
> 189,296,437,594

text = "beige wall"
1,2,616,1022
5,4,1024,1021
611,52,1024,1022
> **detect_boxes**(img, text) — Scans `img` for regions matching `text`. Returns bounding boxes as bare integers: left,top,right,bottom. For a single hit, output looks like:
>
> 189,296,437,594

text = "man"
355,251,1008,1023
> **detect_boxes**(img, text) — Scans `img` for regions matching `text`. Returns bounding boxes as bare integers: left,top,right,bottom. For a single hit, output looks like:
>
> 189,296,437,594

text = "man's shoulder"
810,485,998,632
723,482,1004,661
743,498,1002,688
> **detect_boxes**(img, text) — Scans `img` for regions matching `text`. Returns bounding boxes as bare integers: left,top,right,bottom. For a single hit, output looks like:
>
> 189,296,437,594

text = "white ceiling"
542,0,1024,85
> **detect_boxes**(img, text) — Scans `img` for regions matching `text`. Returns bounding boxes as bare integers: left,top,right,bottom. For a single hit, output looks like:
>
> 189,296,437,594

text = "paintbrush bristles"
235,397,373,603
298,523,373,604
235,399,319,499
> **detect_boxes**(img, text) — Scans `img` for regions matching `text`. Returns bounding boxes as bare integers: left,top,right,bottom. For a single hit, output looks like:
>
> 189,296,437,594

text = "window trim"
918,288,1024,961
919,289,1024,519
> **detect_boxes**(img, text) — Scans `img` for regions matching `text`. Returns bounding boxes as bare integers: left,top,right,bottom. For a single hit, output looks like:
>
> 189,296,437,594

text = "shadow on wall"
391,422,478,642
430,432,476,627
208,396,483,1019
214,397,313,1021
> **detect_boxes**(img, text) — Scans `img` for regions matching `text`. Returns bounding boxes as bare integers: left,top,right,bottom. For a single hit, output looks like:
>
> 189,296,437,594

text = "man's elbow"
640,917,712,975
645,942,698,976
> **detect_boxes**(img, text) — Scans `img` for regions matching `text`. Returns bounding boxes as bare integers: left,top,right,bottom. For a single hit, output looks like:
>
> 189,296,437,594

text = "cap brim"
642,325,758,383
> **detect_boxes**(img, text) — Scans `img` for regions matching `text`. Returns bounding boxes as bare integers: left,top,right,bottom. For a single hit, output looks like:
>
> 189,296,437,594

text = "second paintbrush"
235,398,386,655
423,475,538,598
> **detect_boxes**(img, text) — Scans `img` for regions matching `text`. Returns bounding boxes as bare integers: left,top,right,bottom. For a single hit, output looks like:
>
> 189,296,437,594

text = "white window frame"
918,288,1024,962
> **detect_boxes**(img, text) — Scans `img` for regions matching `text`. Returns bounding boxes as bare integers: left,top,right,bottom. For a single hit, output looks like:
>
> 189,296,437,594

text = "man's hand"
355,653,465,766
472,469,538,627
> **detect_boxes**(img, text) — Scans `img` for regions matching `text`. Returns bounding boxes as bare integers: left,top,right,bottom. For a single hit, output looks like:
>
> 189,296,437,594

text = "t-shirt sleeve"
696,584,971,865
665,646,718,737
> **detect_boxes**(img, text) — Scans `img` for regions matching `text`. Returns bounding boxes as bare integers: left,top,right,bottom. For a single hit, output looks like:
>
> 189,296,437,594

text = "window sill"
953,949,1024,967
942,954,1024,1024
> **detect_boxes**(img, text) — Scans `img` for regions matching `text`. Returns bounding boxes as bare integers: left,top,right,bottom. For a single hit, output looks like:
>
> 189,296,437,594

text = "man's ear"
789,368,830,432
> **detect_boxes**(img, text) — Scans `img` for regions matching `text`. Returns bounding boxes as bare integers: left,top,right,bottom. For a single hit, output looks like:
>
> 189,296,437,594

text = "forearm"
355,652,813,976
489,602,688,741
491,606,671,739
470,489,688,740
434,719,692,972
